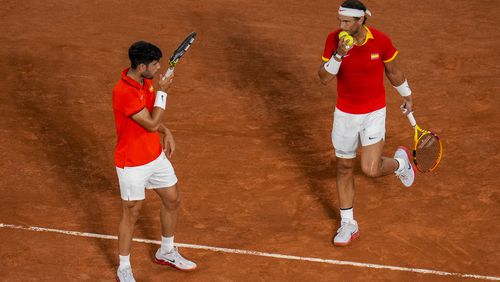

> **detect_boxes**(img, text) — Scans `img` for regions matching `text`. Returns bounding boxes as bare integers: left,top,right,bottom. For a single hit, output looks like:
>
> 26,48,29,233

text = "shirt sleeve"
113,89,145,117
379,33,398,63
322,32,338,62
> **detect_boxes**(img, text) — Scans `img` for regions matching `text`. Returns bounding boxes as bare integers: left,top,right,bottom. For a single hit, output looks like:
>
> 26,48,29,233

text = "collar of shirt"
121,68,143,90
360,26,374,46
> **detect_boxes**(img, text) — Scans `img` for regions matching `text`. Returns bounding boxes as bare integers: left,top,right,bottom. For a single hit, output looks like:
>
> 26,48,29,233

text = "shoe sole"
153,257,197,272
397,146,416,186
333,231,360,247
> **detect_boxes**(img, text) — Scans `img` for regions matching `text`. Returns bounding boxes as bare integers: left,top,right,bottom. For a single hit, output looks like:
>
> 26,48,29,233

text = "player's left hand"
163,128,176,159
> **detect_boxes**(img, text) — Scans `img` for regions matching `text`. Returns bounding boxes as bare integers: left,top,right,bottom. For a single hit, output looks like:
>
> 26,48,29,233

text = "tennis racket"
406,112,443,173
163,32,197,79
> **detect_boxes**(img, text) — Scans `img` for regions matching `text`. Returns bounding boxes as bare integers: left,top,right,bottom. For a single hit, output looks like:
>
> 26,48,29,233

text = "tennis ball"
339,31,354,46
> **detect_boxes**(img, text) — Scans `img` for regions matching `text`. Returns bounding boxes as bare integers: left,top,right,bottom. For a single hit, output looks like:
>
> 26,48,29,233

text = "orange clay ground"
0,0,499,281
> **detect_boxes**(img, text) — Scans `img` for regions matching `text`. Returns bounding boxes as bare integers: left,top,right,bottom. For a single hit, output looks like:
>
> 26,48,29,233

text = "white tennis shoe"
333,220,359,246
394,146,415,187
116,266,136,282
154,247,197,271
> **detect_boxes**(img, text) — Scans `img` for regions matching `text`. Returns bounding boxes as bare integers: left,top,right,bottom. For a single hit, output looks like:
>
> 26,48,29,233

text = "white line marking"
1,223,498,281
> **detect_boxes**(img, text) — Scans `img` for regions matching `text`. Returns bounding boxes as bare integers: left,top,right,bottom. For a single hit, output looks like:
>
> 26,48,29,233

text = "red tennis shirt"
112,68,162,168
322,26,398,114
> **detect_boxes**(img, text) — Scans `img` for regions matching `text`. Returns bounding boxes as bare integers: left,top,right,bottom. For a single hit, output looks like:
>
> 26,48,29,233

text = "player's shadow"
9,52,119,268
218,24,340,223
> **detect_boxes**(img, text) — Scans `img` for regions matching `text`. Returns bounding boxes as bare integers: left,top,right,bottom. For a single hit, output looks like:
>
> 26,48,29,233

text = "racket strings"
415,133,441,171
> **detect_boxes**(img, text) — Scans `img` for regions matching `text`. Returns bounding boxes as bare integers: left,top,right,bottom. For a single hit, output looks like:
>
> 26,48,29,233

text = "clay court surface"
1,0,499,281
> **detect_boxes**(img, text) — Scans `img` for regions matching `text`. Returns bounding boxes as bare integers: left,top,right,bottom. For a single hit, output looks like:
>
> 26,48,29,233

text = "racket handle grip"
163,67,174,80
407,112,417,127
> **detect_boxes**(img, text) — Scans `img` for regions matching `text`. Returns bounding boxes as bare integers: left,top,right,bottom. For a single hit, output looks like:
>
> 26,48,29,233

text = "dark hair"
341,0,368,24
128,41,162,69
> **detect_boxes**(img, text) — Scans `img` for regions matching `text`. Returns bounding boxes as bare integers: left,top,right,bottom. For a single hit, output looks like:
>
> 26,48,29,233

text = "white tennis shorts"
332,107,386,159
116,151,178,201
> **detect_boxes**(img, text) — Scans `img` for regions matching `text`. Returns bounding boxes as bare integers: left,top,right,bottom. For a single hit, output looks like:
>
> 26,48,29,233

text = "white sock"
118,254,131,270
340,207,354,223
161,236,174,254
395,158,405,173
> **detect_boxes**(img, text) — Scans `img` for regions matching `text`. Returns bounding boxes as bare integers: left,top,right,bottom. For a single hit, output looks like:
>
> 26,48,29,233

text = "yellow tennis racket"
407,112,443,173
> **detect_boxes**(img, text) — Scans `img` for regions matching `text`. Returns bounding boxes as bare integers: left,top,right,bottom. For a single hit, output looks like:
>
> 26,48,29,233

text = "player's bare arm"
318,36,352,84
158,124,175,158
131,74,174,132
385,59,414,113
131,108,164,132
318,62,335,84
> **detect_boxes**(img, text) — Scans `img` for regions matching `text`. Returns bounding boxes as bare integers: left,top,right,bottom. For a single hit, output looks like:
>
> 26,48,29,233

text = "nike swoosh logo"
368,137,377,140
165,258,175,263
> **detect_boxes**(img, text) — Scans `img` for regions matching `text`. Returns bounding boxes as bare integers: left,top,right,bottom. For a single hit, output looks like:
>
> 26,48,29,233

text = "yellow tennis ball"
338,31,349,38
339,31,354,46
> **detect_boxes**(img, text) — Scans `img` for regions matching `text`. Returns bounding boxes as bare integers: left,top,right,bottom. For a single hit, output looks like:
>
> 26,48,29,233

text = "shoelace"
396,174,409,183
120,268,134,281
338,222,355,233
174,249,188,263
171,247,181,260
163,248,181,262
173,248,194,267
125,272,133,280
395,166,408,179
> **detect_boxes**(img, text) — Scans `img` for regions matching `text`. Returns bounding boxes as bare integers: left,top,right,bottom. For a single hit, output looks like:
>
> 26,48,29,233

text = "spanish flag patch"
371,53,380,60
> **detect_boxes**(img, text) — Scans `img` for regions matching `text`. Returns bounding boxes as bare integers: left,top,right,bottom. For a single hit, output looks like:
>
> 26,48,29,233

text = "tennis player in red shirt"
113,41,196,281
318,0,416,247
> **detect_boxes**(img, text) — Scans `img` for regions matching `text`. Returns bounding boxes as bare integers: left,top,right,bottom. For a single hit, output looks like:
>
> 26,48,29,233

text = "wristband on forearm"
324,54,342,75
154,91,168,109
394,80,412,97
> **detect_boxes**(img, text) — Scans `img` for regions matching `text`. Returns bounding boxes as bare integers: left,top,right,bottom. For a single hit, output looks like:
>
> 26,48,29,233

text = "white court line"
1,223,499,281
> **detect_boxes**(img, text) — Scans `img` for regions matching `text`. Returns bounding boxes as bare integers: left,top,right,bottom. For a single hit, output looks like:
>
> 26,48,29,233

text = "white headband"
338,6,372,17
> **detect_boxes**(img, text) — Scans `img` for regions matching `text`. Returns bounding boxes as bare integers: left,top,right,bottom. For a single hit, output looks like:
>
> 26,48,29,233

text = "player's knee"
129,208,142,223
361,163,381,178
123,202,142,223
164,196,181,211
336,160,355,175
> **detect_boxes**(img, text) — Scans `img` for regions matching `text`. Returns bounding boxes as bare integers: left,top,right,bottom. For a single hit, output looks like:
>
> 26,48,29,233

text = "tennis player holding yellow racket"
318,0,417,247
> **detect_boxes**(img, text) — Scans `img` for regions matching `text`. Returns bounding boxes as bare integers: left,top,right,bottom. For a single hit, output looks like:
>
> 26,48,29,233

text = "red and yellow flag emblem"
371,53,380,60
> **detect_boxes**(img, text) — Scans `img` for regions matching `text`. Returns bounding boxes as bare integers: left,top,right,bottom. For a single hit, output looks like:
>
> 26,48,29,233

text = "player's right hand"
159,72,174,92
337,35,353,56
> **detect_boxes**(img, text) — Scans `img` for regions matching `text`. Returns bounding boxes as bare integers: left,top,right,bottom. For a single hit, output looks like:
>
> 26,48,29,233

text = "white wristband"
394,80,412,97
154,91,168,109
324,56,342,75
